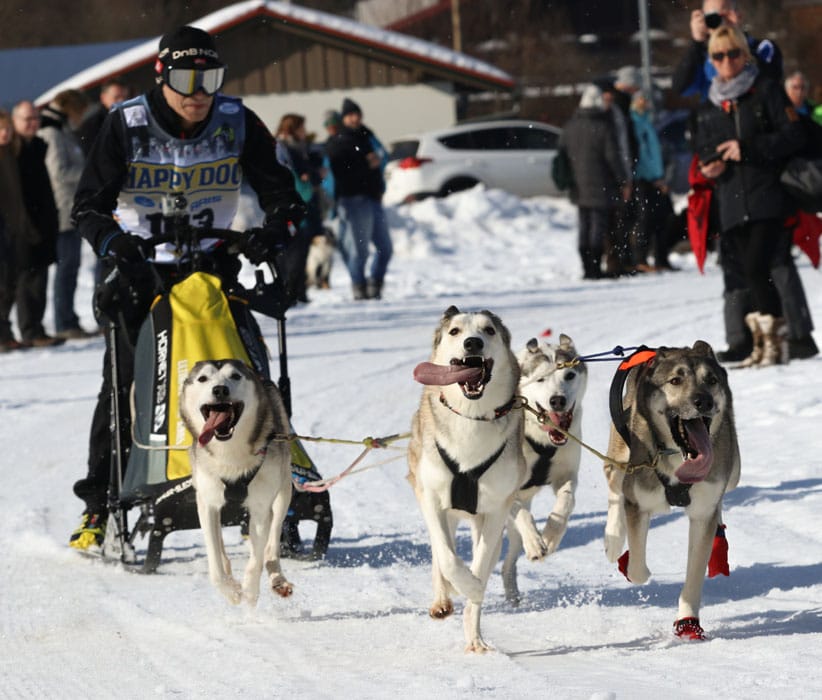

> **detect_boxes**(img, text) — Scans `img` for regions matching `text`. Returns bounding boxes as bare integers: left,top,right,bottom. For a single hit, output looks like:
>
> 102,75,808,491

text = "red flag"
687,156,713,274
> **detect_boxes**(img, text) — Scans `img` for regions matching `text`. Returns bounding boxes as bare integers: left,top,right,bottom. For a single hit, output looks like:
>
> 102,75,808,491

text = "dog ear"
443,305,460,319
558,333,574,351
692,340,716,359
526,337,540,353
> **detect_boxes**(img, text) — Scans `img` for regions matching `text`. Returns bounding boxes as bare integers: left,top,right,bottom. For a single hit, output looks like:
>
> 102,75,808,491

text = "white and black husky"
408,306,526,652
180,359,294,606
503,334,588,603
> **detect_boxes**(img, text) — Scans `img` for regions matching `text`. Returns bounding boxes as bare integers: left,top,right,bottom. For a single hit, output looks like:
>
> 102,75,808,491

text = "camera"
704,12,723,29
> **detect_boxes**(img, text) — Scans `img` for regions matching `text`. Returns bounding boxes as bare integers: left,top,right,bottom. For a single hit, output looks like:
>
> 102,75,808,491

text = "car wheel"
439,177,479,197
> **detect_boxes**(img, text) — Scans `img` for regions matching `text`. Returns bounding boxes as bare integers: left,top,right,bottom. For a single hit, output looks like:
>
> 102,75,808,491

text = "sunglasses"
704,12,724,29
165,66,226,96
711,48,742,63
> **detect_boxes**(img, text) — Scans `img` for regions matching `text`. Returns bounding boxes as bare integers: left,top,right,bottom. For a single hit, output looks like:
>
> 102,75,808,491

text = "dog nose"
549,395,567,411
212,384,230,401
463,337,484,354
694,392,713,412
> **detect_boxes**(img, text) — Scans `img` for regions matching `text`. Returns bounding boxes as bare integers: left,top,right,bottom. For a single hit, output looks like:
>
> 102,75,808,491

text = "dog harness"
520,437,557,490
435,441,506,515
438,393,518,421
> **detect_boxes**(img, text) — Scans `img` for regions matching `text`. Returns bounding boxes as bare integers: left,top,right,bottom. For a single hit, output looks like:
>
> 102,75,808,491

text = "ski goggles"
165,66,226,96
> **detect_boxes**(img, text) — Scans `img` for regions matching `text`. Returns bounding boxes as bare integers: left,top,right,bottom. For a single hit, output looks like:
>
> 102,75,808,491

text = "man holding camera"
69,26,304,549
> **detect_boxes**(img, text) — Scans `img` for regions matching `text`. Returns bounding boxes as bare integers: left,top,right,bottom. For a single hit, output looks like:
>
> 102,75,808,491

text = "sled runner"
97,220,332,572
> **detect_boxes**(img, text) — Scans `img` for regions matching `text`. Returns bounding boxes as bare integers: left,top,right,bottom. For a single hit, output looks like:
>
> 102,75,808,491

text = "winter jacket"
71,87,302,256
559,107,625,209
325,125,384,201
692,74,805,233
38,107,85,231
631,110,665,182
15,137,59,268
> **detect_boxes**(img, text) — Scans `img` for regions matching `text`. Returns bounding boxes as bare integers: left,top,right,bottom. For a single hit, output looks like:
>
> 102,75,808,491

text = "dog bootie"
69,511,107,550
674,617,706,641
708,524,729,578
617,550,631,581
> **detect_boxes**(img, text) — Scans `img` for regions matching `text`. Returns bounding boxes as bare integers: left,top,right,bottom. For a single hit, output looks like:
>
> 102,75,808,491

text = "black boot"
365,278,383,299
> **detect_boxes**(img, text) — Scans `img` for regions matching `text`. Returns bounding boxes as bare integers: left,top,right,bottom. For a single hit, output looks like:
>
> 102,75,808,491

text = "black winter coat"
559,108,625,209
17,137,59,268
325,126,383,201
692,74,805,233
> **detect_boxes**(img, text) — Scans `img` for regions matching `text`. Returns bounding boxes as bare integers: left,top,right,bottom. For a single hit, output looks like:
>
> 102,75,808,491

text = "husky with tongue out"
602,341,740,641
180,359,293,606
501,334,588,605
408,306,527,653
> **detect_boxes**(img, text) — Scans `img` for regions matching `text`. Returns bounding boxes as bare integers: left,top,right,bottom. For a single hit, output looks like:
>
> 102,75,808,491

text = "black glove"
101,232,152,264
242,227,285,265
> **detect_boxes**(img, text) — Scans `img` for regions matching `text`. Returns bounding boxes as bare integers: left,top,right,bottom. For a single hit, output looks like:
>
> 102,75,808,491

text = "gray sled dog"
180,360,294,605
408,306,526,652
603,341,740,640
502,334,588,603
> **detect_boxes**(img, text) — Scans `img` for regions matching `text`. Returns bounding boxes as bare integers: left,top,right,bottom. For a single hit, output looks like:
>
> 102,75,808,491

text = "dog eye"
197,375,208,383
485,326,496,336
537,377,545,383
230,372,242,381
705,374,718,385
565,371,576,381
670,377,682,386
449,327,460,336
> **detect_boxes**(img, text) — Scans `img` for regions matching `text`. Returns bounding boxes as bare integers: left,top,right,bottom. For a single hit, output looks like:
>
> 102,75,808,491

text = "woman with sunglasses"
692,25,806,367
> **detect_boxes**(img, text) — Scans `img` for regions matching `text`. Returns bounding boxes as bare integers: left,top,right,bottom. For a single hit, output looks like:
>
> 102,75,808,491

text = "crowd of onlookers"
557,0,819,366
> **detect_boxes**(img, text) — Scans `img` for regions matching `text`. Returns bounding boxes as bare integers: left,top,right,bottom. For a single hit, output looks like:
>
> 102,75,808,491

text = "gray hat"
615,65,641,90
579,84,604,110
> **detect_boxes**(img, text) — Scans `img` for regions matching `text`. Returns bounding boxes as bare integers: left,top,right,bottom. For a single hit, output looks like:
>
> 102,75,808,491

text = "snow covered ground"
1,187,821,698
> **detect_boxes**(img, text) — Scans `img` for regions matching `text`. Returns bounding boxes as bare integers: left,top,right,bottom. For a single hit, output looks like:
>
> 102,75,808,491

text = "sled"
98,222,332,573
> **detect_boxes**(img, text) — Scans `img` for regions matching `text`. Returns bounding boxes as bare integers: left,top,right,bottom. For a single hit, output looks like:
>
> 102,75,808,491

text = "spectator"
325,98,392,300
275,113,324,304
673,0,815,361
629,90,676,271
38,89,95,339
67,26,304,549
319,109,342,219
9,101,62,348
75,77,130,156
784,71,813,115
559,85,627,280
692,25,805,366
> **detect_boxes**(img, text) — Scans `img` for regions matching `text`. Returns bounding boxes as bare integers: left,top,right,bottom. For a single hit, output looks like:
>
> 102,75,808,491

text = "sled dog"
603,341,740,639
408,306,526,652
502,334,588,603
180,360,293,605
305,228,336,289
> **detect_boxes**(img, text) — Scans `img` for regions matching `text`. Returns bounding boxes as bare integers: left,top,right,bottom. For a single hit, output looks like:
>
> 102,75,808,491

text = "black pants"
577,207,610,278
632,180,675,266
723,219,788,318
0,259,49,342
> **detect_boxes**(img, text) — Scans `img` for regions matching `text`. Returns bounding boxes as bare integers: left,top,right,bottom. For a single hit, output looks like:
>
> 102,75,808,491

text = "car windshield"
388,140,420,161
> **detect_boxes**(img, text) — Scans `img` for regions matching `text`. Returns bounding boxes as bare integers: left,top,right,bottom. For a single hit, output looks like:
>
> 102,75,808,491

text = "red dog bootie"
708,524,729,578
674,617,706,641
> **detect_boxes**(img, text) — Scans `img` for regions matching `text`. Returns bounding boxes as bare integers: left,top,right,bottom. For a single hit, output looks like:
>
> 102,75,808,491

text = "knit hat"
341,98,362,117
615,65,641,90
157,26,222,71
323,109,342,128
579,85,604,110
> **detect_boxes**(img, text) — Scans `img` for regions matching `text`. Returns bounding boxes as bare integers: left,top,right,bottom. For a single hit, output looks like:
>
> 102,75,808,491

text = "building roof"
35,0,513,106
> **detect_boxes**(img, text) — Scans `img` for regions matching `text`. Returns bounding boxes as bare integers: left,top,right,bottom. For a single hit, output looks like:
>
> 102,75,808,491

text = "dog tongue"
413,362,483,386
674,418,714,483
198,410,232,446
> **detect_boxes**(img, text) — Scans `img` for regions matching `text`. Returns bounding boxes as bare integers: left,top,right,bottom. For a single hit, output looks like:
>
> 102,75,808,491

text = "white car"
383,119,562,205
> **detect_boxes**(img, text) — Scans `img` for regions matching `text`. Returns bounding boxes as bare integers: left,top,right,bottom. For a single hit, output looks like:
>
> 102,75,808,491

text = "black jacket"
325,125,384,200
71,87,303,255
692,75,805,232
17,137,59,268
559,108,625,209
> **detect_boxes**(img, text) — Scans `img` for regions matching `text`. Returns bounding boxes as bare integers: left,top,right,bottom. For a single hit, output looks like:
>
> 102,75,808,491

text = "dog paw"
429,599,454,619
270,574,293,598
542,515,568,555
604,533,625,563
217,577,243,605
464,637,493,653
627,562,651,585
522,530,549,561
